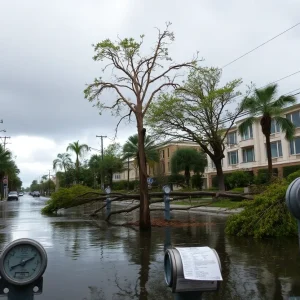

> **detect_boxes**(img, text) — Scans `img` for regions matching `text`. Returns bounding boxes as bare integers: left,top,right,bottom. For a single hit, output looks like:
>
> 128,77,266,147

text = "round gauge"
0,238,47,286
163,185,171,194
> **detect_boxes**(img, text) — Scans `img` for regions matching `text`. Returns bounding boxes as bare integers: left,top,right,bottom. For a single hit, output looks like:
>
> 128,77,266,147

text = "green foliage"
168,174,185,184
0,144,22,194
53,153,73,172
283,164,300,177
226,171,253,188
228,187,245,193
238,84,296,178
212,172,252,190
112,180,137,191
287,170,300,183
254,168,278,185
41,185,96,215
191,174,204,190
146,67,244,191
225,180,298,238
171,148,206,186
122,134,159,167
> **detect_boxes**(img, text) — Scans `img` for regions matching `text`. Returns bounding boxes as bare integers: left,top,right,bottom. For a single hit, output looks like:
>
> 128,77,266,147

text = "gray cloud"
1,0,300,186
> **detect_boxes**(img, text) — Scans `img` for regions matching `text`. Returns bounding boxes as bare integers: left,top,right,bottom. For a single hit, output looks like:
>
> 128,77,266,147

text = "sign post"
3,176,8,200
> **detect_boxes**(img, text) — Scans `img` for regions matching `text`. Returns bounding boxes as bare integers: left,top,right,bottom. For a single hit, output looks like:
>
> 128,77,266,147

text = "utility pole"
96,135,107,190
48,170,51,196
0,136,11,150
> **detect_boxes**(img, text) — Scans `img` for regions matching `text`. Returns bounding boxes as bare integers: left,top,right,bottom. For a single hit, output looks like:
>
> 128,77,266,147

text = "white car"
18,192,24,196
7,191,19,201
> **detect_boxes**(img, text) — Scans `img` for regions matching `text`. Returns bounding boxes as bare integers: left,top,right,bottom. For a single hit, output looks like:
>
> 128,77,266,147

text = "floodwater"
0,195,299,300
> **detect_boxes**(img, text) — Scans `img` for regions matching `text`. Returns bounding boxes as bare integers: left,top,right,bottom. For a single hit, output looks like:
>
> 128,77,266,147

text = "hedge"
283,164,300,178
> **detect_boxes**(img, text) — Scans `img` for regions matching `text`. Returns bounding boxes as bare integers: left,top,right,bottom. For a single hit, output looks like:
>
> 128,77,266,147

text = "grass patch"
174,198,244,209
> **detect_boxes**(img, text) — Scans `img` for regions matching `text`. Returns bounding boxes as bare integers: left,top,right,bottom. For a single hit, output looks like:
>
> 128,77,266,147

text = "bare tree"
84,23,198,230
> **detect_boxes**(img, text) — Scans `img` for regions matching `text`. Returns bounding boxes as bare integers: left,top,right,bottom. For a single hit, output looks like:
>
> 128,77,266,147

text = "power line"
219,88,300,126
217,69,300,125
222,22,300,69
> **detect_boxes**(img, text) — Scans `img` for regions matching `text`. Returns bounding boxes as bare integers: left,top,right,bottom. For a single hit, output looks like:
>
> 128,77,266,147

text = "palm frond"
255,84,277,104
238,117,255,135
274,116,295,140
240,96,258,113
271,95,297,109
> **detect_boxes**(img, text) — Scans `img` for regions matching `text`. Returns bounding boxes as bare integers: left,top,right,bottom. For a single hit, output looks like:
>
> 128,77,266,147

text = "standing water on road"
0,195,300,300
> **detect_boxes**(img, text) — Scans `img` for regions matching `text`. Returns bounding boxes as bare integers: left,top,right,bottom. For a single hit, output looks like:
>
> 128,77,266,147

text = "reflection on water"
0,196,299,299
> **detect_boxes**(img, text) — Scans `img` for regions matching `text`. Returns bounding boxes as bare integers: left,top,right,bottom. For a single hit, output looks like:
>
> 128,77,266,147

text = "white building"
206,103,300,187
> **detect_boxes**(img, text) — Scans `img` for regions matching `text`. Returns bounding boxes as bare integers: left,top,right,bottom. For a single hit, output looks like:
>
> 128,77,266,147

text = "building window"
290,137,300,155
114,174,121,180
241,125,253,140
242,147,255,163
167,148,170,157
287,111,300,128
161,150,165,159
268,141,283,158
227,131,237,145
270,119,280,134
228,151,238,165
167,161,170,172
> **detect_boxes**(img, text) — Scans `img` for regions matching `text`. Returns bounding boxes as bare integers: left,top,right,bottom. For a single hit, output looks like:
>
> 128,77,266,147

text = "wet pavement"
0,194,300,300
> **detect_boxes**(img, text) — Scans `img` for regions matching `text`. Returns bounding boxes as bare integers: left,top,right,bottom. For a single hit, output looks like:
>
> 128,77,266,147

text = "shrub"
254,168,278,185
287,170,300,184
168,174,185,184
225,180,298,238
41,185,97,215
191,174,204,190
283,165,300,178
226,171,253,188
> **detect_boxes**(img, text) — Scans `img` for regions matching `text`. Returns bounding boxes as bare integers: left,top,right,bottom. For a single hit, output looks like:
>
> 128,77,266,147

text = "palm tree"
238,84,296,178
0,145,20,198
171,148,207,186
66,141,89,183
53,153,72,173
122,134,159,174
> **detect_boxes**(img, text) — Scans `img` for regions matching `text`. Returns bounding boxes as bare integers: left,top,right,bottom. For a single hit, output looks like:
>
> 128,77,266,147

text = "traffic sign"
147,177,153,185
3,178,8,185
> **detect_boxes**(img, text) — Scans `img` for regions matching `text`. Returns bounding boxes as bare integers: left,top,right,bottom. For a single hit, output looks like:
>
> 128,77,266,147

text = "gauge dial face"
0,239,47,285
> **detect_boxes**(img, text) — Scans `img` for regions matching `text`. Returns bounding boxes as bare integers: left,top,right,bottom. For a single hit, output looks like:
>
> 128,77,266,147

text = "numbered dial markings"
3,244,43,283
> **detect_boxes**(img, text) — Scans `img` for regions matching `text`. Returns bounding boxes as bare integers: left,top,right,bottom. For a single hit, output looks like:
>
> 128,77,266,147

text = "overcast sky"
1,0,300,187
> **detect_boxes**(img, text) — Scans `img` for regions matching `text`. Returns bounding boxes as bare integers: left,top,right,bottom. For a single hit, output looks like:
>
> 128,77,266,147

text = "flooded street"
0,195,300,300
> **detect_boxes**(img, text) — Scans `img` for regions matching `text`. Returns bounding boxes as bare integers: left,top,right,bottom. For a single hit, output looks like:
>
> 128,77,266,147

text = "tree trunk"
265,133,273,178
76,157,79,184
137,117,151,231
184,167,190,187
261,116,272,180
215,159,225,191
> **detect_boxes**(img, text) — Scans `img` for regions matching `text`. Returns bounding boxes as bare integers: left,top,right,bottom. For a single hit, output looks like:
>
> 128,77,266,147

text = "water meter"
0,238,47,300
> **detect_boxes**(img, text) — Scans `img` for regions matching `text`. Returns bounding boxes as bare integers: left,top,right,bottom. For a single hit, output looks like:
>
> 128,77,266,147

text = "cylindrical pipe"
298,220,300,249
164,195,171,221
174,292,202,300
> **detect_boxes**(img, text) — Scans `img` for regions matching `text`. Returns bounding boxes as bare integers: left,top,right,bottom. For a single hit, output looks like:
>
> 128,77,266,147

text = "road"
0,194,299,300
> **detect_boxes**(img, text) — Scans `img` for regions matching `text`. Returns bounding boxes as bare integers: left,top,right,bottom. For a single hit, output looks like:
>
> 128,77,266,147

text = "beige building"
113,141,207,186
206,103,300,188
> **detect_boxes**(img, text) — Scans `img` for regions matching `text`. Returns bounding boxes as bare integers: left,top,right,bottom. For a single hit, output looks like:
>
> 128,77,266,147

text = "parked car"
32,191,40,197
7,191,19,201
18,192,24,196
